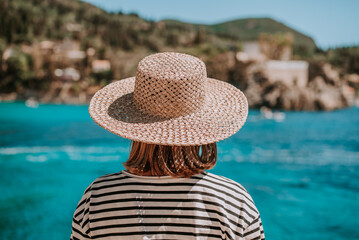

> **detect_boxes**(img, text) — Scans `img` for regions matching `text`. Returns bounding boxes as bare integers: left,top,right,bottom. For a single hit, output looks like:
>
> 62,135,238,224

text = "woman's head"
124,141,217,178
89,53,248,148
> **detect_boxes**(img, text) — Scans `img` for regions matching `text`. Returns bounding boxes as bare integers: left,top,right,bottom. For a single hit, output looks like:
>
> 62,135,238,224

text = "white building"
67,50,86,61
263,60,309,88
237,41,267,62
54,68,80,81
92,60,111,73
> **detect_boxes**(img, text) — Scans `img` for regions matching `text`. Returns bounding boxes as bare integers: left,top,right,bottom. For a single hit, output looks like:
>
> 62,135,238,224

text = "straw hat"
89,52,248,146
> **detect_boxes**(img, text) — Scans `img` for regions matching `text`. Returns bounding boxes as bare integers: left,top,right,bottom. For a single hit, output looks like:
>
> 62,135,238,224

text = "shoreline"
1,98,357,112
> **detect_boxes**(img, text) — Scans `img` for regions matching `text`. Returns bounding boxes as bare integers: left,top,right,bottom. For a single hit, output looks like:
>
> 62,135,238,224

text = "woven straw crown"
134,53,207,118
89,52,248,146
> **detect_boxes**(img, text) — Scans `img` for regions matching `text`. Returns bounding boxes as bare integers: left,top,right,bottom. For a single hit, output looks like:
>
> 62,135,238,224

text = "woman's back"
71,52,265,239
71,171,264,240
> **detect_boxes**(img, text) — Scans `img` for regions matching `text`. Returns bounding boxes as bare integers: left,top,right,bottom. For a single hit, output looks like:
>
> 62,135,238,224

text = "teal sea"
0,102,358,240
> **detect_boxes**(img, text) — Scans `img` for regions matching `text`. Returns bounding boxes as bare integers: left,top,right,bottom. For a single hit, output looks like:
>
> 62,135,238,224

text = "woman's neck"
125,167,167,177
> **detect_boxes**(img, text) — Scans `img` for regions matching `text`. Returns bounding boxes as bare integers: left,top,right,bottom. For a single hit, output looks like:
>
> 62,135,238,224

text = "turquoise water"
0,102,358,240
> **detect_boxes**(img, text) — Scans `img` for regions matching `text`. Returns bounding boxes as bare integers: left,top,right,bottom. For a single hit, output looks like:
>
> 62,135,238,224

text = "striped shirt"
71,170,265,240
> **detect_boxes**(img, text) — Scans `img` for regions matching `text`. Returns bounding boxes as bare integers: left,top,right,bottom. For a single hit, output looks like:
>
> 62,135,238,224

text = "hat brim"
89,77,248,146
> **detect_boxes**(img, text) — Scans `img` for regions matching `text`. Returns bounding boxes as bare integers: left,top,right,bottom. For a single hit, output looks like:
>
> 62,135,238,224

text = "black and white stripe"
71,171,265,240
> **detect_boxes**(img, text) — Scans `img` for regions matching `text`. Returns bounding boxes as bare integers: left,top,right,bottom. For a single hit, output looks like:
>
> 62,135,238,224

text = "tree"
259,32,294,60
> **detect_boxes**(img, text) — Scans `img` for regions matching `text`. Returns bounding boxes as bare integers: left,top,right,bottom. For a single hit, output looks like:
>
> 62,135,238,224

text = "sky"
82,0,359,49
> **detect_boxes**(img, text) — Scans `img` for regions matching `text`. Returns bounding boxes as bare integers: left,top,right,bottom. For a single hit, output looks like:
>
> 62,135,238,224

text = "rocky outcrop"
225,59,354,111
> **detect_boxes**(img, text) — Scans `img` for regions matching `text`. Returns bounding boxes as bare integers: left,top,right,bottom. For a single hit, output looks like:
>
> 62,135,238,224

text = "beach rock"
345,74,359,89
0,92,17,101
309,76,348,110
206,52,236,81
322,63,341,85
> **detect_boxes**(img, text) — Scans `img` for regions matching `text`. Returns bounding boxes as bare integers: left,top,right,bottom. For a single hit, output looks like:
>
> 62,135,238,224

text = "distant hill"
161,17,317,51
0,0,316,53
206,18,316,51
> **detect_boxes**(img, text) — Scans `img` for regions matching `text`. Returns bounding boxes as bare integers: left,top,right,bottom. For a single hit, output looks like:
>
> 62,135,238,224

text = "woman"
71,52,265,240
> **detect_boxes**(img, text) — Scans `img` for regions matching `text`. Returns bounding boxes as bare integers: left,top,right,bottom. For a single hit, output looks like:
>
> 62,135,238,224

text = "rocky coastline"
1,56,358,111
205,52,358,111
1,0,359,111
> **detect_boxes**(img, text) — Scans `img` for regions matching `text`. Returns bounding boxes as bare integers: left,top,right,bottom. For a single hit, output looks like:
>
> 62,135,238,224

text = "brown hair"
124,141,217,178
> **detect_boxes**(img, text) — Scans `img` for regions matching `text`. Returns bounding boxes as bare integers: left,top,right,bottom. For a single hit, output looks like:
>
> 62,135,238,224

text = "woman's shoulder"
201,172,250,194
200,172,258,210
79,171,125,194
92,171,124,184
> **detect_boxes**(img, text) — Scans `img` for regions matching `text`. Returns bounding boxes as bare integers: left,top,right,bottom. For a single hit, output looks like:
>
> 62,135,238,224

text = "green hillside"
207,18,316,51
0,0,316,52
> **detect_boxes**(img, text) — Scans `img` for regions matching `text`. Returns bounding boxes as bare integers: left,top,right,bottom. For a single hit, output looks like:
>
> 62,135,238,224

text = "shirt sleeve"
70,185,92,240
243,215,265,240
